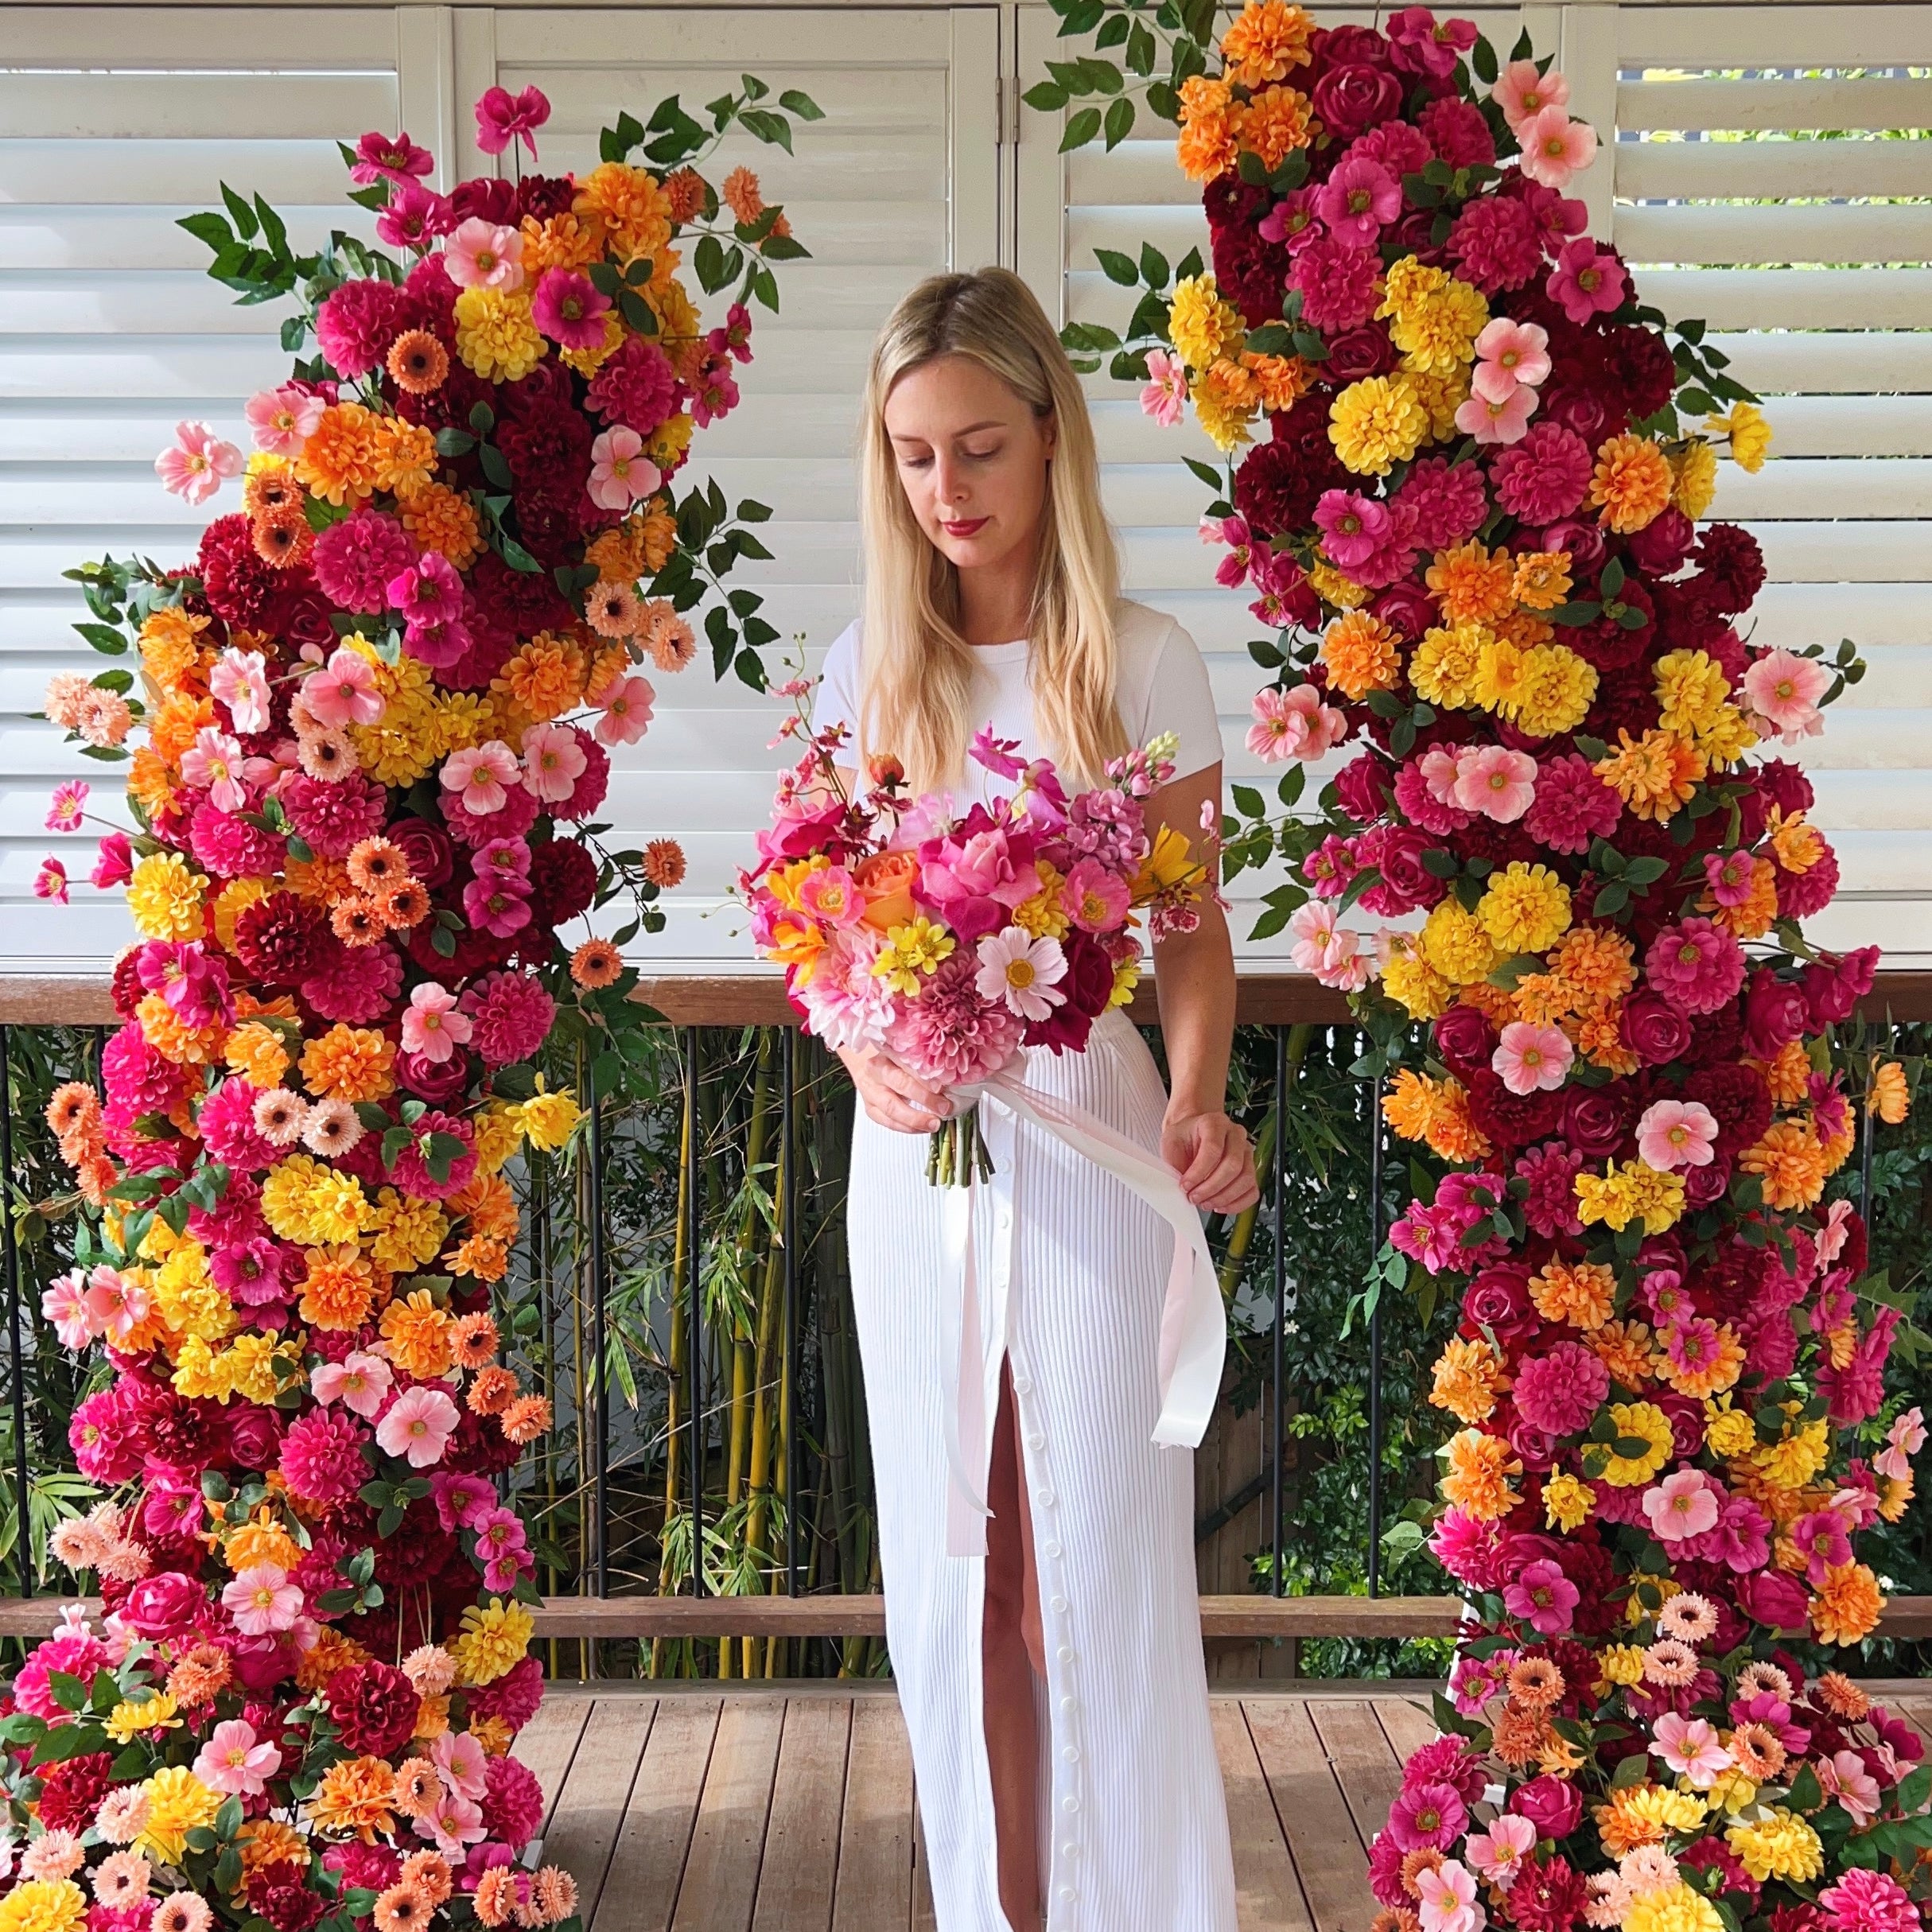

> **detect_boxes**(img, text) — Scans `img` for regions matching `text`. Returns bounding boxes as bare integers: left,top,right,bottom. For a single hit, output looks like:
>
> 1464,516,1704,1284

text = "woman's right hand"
841,1046,951,1134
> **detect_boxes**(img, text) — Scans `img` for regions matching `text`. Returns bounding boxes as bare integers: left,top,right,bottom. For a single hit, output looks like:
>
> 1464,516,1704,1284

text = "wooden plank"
1212,1700,1314,1932
1375,1695,1440,1767
1308,1701,1406,1854
911,1808,937,1932
597,1697,722,1932
546,1701,655,1928
830,1699,915,1932
670,1697,785,1932
1243,1699,1374,1932
750,1699,851,1932
513,1695,596,1838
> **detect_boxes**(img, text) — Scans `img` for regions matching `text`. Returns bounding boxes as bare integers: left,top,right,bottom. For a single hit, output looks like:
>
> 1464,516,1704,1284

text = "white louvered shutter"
1609,4,1932,960
471,7,1001,964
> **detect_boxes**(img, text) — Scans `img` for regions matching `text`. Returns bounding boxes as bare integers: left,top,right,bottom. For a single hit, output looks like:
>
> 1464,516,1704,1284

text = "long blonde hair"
857,266,1125,791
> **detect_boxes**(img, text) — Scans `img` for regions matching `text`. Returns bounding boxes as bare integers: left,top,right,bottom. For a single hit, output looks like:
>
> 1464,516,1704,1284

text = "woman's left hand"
1160,1107,1259,1215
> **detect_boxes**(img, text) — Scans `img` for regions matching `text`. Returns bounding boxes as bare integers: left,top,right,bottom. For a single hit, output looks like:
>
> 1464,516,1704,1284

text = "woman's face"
883,353,1056,580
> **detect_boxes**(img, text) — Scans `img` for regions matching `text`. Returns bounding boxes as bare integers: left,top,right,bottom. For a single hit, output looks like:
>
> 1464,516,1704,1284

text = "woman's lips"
941,516,989,537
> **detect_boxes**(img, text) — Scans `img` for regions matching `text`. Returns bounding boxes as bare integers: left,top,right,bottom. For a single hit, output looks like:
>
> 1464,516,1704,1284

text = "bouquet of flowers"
10,79,809,1932
1028,0,1932,1926
741,690,1207,1183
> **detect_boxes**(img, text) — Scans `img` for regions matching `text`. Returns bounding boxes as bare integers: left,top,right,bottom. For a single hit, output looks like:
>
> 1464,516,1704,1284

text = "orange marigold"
1589,433,1673,533
1234,85,1314,169
237,1819,309,1872
1766,807,1824,874
467,1365,518,1417
446,1234,510,1284
301,1024,395,1102
1548,923,1636,1013
299,1246,379,1331
381,1291,454,1380
1219,0,1315,85
398,482,482,569
1738,1118,1830,1211
1813,1670,1872,1720
1593,727,1705,823
1575,1009,1639,1075
1869,1060,1910,1125
307,1755,398,1843
1756,1039,1813,1108
1441,1428,1521,1521
1590,1319,1660,1391
448,1311,500,1370
1529,1258,1615,1331
127,746,179,819
1176,75,1239,181
643,838,687,888
138,606,212,693
1429,1337,1502,1425
137,992,223,1067
573,161,672,262
1810,1561,1885,1646
1319,610,1402,700
149,690,215,764
1491,1705,1552,1770
1426,541,1517,627
243,462,302,520
1511,550,1572,612
224,1020,292,1090
165,1642,234,1708
500,1394,554,1445
296,402,386,506
252,501,314,570
721,165,765,225
492,633,585,726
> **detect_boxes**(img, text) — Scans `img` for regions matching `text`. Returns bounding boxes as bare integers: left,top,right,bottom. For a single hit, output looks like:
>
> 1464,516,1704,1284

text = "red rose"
1741,966,1809,1062
1027,930,1115,1054
390,819,453,889
398,1047,474,1107
1324,323,1397,383
226,1405,285,1472
120,1571,208,1641
1311,63,1405,139
1619,993,1691,1069
1432,1004,1495,1078
1370,580,1439,642
1735,1568,1810,1633
1509,1773,1582,1840
1565,1083,1635,1157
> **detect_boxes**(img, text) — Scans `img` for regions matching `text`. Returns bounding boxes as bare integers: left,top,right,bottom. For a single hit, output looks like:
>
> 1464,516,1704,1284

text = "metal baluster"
585,1061,609,1599
0,1028,27,1599
1269,1024,1287,1599
684,1027,706,1598
1365,1055,1386,1600
782,1025,799,1598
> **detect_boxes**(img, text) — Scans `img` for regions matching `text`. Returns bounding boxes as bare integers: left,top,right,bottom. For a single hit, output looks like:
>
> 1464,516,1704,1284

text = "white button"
1062,1745,1080,1764
1058,1888,1076,1905
1062,1795,1080,1814
1059,1843,1079,1860
1059,1694,1078,1715
1025,1429,1045,1450
1043,1540,1063,1559
1039,1490,1056,1508
1049,1595,1068,1614
1013,1373,1032,1394
1056,1646,1075,1665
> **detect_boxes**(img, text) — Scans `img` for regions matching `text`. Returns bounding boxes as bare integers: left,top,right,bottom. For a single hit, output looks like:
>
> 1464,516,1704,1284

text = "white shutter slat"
2,72,400,142
0,139,378,206
1732,396,1932,461
0,206,361,271
1619,5,1932,70
1615,74,1932,134
1708,458,1932,522
1,6,398,65
1708,331,1932,395
1616,138,1932,204
1631,267,1932,333
1619,201,1932,267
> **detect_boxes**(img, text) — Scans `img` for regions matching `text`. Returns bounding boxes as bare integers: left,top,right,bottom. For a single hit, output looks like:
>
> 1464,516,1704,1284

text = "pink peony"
1511,1340,1608,1436
1518,105,1598,190
1635,1098,1718,1169
1547,238,1627,324
1396,457,1487,552
1492,1021,1572,1095
883,951,1024,1089
1249,683,1347,764
1642,1467,1721,1543
279,1408,369,1503
1452,744,1537,822
375,1386,461,1467
1817,1867,1917,1929
1646,917,1747,1015
154,422,242,505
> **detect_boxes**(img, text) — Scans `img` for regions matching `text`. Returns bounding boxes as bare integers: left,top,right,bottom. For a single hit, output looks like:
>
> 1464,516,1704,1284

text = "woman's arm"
1145,762,1258,1215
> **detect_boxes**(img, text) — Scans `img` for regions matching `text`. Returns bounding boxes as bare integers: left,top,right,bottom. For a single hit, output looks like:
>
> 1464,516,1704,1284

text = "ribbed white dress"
847,1015,1239,1932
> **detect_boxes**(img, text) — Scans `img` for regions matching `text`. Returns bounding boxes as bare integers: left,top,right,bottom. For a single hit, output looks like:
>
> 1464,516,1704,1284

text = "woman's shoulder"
811,616,865,731
1113,597,1204,691
1111,599,1222,776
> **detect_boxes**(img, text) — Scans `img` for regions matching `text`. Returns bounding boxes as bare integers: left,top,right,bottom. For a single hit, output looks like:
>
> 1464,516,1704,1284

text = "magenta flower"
154,421,242,505
348,130,433,186
1510,1339,1607,1436
44,780,88,834
462,871,533,938
1314,157,1401,247
1817,1865,1916,1927
472,1506,534,1593
375,1385,461,1467
387,550,465,628
34,857,68,904
376,179,456,251
1385,1780,1467,1853
1313,491,1396,572
1547,237,1627,324
1790,1506,1853,1584
1517,104,1599,191
1386,7,1477,80
91,832,134,889
531,269,612,350
1502,1557,1579,1635
474,84,550,158
1645,916,1746,1015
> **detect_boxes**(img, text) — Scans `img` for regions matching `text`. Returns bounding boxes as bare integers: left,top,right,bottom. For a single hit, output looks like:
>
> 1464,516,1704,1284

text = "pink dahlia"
197,1078,281,1172
1289,238,1382,332
555,728,611,819
1516,1141,1584,1238
1523,754,1622,855
1817,1870,1921,1932
281,771,387,860
1395,457,1487,552
465,1654,543,1730
884,952,1024,1090
1419,95,1495,169
1448,194,1544,293
1511,1340,1607,1436
312,510,416,616
279,1407,370,1505
480,1755,545,1851
1490,421,1592,524
586,336,679,434
316,278,412,380
386,1110,479,1199
1646,917,1747,1016
188,800,284,880
460,971,556,1068
301,939,402,1025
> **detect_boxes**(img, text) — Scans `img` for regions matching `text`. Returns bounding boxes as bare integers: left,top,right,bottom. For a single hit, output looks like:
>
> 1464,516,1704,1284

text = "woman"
812,266,1255,1932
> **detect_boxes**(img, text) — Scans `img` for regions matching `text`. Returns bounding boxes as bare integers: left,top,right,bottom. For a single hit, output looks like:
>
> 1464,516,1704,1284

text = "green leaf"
778,89,825,122
1471,34,1499,84
72,620,128,655
1138,242,1170,290
1102,97,1134,150
220,183,259,241
176,211,234,253
1060,106,1102,153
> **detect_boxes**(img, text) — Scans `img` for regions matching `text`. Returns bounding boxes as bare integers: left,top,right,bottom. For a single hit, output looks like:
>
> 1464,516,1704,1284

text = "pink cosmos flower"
194,1719,281,1798
1502,1557,1579,1635
588,426,662,511
1452,744,1537,822
180,727,248,813
310,1351,393,1419
1140,348,1188,426
473,1506,533,1593
1313,491,1395,572
1790,1506,1853,1584
429,1724,492,1802
441,741,521,815
1315,157,1401,247
82,1266,150,1345
975,927,1067,1021
303,647,387,730
521,721,589,803
41,1272,91,1350
375,1385,461,1467
91,833,134,889
45,780,89,834
1517,105,1599,190
1643,1467,1721,1542
211,647,270,734
1817,1749,1884,1825
531,270,611,351
387,551,465,628
1203,511,1254,589
221,1562,304,1636
1547,239,1627,325
1492,1021,1573,1095
1651,1712,1732,1790
1636,1098,1719,1169
1061,859,1132,933
595,674,655,746
348,130,433,187
1471,318,1551,404
1491,59,1569,130
463,872,532,939
474,84,550,158
375,180,456,252
1289,902,1370,992
154,421,243,504
1414,1860,1482,1932
400,982,473,1063
1742,648,1829,743
245,386,326,456
425,1791,487,1858
444,216,524,291
1463,1815,1535,1892
34,858,68,904
1645,917,1746,1015
1248,684,1347,764
1455,383,1539,445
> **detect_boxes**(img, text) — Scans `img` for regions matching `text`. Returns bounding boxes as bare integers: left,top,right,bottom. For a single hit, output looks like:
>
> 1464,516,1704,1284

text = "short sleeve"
811,620,864,760
1145,618,1223,783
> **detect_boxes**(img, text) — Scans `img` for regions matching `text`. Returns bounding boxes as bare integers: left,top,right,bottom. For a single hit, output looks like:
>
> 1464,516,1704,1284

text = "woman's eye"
964,445,1001,462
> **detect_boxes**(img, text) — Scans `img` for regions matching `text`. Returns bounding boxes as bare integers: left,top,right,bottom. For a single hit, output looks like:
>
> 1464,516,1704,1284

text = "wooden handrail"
6,970,1932,1030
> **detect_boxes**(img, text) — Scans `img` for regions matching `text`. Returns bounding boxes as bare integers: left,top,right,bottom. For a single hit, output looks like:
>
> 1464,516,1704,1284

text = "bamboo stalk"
647,1083,694,1681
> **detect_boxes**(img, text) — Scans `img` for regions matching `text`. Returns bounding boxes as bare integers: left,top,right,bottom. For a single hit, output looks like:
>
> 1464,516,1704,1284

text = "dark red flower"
233,891,329,986
196,515,279,630
1692,523,1766,613
36,1751,114,1833
527,835,597,927
326,1659,422,1756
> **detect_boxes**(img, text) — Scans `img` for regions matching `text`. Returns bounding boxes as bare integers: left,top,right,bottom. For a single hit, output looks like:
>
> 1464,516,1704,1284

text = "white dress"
814,601,1240,1932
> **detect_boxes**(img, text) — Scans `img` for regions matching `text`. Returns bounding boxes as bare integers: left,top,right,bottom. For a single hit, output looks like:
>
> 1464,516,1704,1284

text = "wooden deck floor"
516,1682,1442,1931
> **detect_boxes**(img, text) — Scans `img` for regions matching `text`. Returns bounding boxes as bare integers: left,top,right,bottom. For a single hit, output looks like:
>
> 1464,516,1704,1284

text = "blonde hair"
856,266,1125,791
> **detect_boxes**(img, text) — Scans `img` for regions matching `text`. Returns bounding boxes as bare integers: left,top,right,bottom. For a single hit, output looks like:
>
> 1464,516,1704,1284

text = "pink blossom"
1876,1404,1926,1482
1452,744,1537,822
1790,1506,1853,1584
531,270,611,351
180,727,248,813
1248,684,1347,764
463,871,532,938
1491,60,1569,131
1455,383,1539,445
594,674,655,746
1315,157,1401,247
1643,1467,1721,1542
92,833,134,889
474,84,550,159
154,421,242,505
194,1719,282,1798
388,550,465,628
975,926,1067,1021
348,130,433,187
1387,1781,1468,1854
1140,348,1188,426
431,1726,491,1800
310,1351,393,1419
221,1562,304,1636
244,386,325,456
303,647,386,730
1517,105,1599,190
1502,1557,1579,1635
375,1385,461,1467
1061,858,1132,933
1314,491,1396,572
41,1272,91,1350
33,858,68,904
588,426,662,511
1414,1860,1483,1932
1652,1712,1732,1789
1702,849,1757,908
1547,239,1627,325
45,780,89,834
444,216,524,290
375,180,455,252
1463,1815,1535,1892
426,1790,487,1857
1742,648,1829,743
472,1507,533,1594
1471,318,1550,404
1635,1099,1718,1169
1203,512,1254,589
82,1266,150,1345
211,647,270,734
521,721,588,802
441,741,520,816
400,982,472,1063
1492,1021,1573,1095
1646,916,1746,1015
1817,1749,1884,1825
1289,902,1370,991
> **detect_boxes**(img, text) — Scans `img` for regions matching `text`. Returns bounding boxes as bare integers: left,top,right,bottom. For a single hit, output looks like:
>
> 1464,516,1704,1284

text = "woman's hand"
842,1045,952,1135
1161,1106,1259,1216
